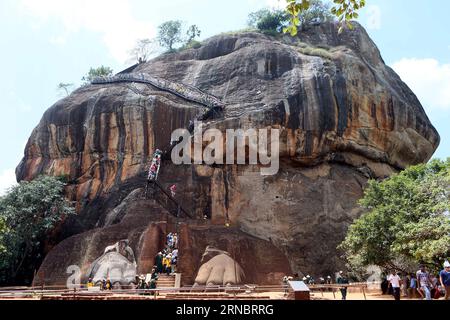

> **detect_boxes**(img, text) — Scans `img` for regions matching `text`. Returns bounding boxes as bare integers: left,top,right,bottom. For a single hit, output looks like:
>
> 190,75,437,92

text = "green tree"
248,8,289,33
57,82,74,97
82,66,113,84
0,217,7,254
157,20,184,52
283,0,366,36
0,176,75,285
339,159,450,276
298,0,333,30
186,24,201,44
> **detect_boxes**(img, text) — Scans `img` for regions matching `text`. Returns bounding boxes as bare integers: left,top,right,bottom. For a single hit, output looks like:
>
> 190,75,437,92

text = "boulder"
19,22,439,284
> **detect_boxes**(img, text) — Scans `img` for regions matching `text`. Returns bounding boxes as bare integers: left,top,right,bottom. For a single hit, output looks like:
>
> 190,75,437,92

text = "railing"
146,181,193,219
308,282,370,300
0,285,275,300
91,73,225,110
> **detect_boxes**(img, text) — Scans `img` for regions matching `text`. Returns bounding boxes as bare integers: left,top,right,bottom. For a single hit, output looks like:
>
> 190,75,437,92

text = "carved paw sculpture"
194,247,245,286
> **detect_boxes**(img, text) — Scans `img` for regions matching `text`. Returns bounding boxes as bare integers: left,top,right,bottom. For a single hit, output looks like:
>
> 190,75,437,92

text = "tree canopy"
339,159,450,276
283,0,366,36
186,24,201,44
248,8,288,34
0,176,75,285
157,20,184,51
57,82,74,97
82,66,113,84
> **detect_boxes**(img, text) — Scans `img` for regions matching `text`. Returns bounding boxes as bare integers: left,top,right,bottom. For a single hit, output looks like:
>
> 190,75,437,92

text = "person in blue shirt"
409,274,418,298
440,261,450,300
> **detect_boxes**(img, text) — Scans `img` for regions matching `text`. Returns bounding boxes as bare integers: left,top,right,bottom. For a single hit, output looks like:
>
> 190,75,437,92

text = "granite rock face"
19,22,439,284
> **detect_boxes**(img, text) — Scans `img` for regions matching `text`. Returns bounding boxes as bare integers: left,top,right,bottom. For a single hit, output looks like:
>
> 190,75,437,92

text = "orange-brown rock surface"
18,22,439,285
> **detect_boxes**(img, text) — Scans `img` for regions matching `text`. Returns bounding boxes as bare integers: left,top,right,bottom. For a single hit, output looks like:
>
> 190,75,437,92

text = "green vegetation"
157,20,184,52
248,8,288,34
82,66,113,83
297,0,333,30
157,21,203,52
0,176,75,285
339,159,450,277
283,0,366,36
57,83,74,97
248,0,337,36
297,43,333,59
186,25,201,45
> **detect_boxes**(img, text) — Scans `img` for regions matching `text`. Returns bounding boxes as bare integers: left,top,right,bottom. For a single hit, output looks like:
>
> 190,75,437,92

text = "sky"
0,0,449,194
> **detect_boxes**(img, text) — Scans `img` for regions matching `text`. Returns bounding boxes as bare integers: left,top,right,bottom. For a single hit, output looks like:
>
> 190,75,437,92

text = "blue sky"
0,0,449,194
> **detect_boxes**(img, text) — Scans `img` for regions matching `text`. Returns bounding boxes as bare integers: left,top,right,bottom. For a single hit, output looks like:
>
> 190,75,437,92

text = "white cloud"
49,35,68,46
19,0,156,63
266,0,285,10
246,0,285,10
0,169,17,196
366,5,381,30
391,58,450,111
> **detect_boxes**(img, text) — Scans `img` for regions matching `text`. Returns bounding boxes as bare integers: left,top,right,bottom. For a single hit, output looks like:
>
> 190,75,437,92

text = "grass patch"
297,44,333,59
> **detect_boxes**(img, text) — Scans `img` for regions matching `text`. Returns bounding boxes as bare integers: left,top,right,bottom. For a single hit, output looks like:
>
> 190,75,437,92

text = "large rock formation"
18,22,439,286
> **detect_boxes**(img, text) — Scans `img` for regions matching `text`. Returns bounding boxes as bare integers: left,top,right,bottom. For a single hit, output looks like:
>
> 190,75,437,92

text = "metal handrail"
91,73,225,110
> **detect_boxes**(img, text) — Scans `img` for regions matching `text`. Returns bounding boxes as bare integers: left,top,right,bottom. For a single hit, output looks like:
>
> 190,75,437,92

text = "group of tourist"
385,261,450,300
133,233,179,293
86,278,112,291
154,232,179,276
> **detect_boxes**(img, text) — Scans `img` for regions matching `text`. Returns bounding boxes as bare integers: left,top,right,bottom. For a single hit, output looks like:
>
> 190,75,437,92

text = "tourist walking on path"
337,271,349,300
409,274,418,298
388,271,402,301
416,265,433,300
402,273,409,297
440,261,450,300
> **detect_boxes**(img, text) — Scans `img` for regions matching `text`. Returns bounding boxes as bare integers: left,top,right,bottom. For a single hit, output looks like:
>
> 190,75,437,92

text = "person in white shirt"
388,271,402,301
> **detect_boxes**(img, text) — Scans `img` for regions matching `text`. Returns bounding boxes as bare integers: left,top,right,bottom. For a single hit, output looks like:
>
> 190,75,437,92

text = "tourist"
172,248,178,259
167,233,173,248
87,278,94,288
151,268,159,281
416,265,433,300
388,271,402,301
155,252,163,273
282,276,292,296
171,254,177,274
337,271,349,300
170,184,177,198
380,274,389,295
149,278,157,290
105,279,112,290
163,253,172,275
430,274,439,299
102,279,107,291
440,261,450,300
173,233,178,248
402,273,409,297
409,274,418,298
326,276,332,285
